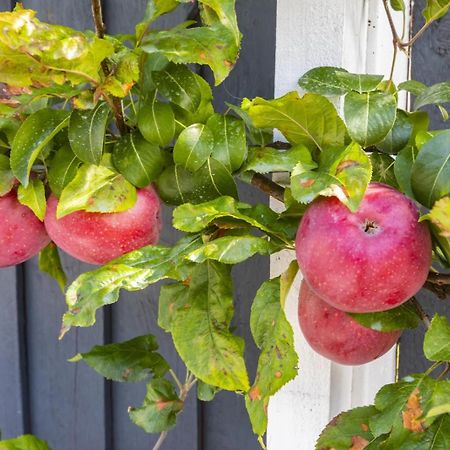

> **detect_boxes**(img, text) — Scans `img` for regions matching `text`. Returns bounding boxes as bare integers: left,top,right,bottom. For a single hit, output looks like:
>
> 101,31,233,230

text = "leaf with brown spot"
402,389,425,432
316,406,377,450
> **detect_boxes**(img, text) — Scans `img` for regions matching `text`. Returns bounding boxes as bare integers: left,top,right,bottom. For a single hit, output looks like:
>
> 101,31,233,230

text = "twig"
411,297,431,329
438,362,450,380
250,173,285,203
423,273,450,299
266,141,292,150
152,432,168,450
90,0,127,135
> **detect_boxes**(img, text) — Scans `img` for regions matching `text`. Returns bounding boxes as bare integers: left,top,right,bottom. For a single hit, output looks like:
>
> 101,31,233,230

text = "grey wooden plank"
410,0,450,129
21,3,110,449
24,256,110,450
0,266,28,439
400,0,450,378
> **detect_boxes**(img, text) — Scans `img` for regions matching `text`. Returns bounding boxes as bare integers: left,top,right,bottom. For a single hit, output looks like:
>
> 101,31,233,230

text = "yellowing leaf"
422,197,450,238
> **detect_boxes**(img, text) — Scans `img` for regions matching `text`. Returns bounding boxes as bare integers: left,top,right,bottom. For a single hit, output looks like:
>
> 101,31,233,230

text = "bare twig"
423,273,450,299
152,432,168,450
411,297,431,329
90,0,127,135
250,173,285,202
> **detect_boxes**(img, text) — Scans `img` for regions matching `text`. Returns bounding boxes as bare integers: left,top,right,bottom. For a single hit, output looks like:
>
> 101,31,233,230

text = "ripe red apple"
298,281,401,365
0,190,50,267
295,183,432,313
44,185,161,265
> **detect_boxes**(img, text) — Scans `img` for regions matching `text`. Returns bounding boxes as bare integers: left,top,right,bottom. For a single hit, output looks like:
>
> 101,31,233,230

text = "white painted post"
268,1,409,449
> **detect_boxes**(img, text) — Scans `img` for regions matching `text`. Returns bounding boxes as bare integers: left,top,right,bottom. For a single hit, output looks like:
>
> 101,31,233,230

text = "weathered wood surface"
0,1,274,449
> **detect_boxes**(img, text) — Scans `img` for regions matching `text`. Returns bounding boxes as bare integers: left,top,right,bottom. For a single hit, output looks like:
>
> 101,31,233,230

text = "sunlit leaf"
422,0,450,23
422,197,450,238
245,276,298,436
0,435,51,450
57,164,137,218
17,178,46,221
298,66,349,96
242,92,347,150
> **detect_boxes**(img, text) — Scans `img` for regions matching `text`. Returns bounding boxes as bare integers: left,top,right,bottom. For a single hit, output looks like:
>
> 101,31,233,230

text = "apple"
44,185,161,265
295,183,432,313
298,281,401,365
0,190,50,268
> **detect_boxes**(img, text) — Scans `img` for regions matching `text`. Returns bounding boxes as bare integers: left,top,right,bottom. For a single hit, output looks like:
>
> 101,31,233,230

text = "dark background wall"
398,0,450,378
0,1,276,449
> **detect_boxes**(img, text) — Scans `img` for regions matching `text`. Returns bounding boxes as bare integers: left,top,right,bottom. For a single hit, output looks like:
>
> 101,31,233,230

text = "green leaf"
411,130,450,207
112,131,164,188
349,300,421,332
225,103,273,146
242,92,347,150
17,178,46,221
129,378,183,433
47,145,82,197
370,153,398,188
11,109,70,186
242,144,312,174
170,262,249,391
62,235,201,331
71,335,169,382
422,197,450,238
391,0,406,11
377,110,413,154
316,406,378,450
152,63,206,113
135,0,179,42
172,196,276,235
68,102,110,165
156,159,238,205
207,113,247,172
173,123,215,172
423,0,450,22
335,72,384,94
158,282,190,332
370,374,436,437
138,91,175,147
394,146,418,198
0,154,15,195
186,235,280,264
0,435,51,450
398,80,427,97
245,276,298,436
38,242,67,292
197,380,220,401
291,142,371,211
298,66,349,96
0,8,113,87
424,315,450,361
142,24,238,85
415,82,450,110
344,91,397,147
426,381,450,418
57,164,137,218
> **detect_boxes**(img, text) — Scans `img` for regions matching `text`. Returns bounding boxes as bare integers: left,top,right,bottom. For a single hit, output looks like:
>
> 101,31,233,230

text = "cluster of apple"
0,186,161,268
295,183,432,365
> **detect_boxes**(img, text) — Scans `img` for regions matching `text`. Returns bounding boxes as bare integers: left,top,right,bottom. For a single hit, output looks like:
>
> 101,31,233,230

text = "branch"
250,173,285,202
423,273,450,299
411,297,431,328
90,0,127,135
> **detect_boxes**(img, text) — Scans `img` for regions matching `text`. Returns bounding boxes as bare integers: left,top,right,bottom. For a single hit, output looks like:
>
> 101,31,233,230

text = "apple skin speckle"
298,281,401,365
0,190,50,268
295,183,432,313
44,185,161,265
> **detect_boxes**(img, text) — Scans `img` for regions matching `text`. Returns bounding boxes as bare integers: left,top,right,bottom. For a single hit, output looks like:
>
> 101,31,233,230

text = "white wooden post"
268,1,409,448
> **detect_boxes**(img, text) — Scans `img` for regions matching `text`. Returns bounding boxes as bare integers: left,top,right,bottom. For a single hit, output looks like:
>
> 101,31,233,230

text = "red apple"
0,190,50,267
298,281,401,365
44,185,161,265
295,183,432,313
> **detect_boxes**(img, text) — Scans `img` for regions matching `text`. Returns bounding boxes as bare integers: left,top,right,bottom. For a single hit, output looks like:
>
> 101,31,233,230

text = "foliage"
0,1,449,449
